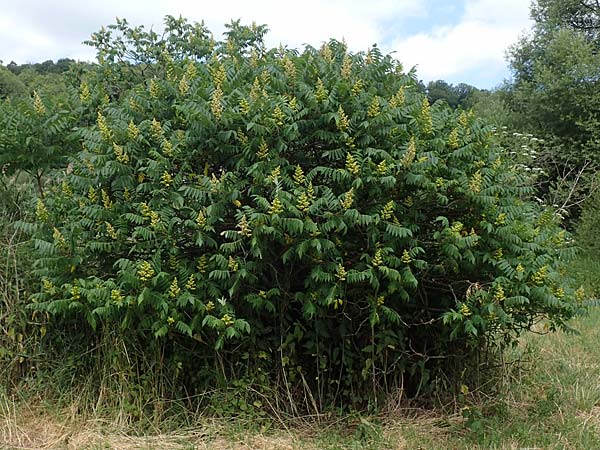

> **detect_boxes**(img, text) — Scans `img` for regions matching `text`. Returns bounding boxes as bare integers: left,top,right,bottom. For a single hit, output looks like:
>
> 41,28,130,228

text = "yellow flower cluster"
36,199,49,222
332,298,343,309
268,197,284,215
516,263,525,274
293,165,305,185
105,222,118,239
401,137,416,167
211,86,224,120
403,196,414,207
236,129,249,146
341,55,352,79
341,188,354,209
97,111,112,141
185,275,196,291
101,189,112,209
380,201,395,220
494,286,506,302
268,165,281,182
168,278,181,298
336,264,347,281
337,106,350,132
160,171,173,187
42,278,55,293
140,202,160,227
401,249,412,264
70,285,81,300
553,286,565,299
495,213,507,226
376,160,388,175
367,97,380,118
221,313,234,326
53,227,66,248
345,153,360,175
283,56,296,79
33,91,45,115
320,43,333,63
272,105,285,126
237,215,252,237
297,192,311,212
469,171,483,193
149,79,160,98
531,265,548,285
421,98,433,134
315,78,327,102
111,289,123,303
150,118,164,142
448,128,459,150
250,77,265,101
196,211,206,229
205,300,215,312
162,140,174,157
228,256,239,272
494,248,503,260
575,286,585,301
459,303,472,317
137,261,155,282
389,87,405,108
256,138,269,159
197,255,208,273
458,111,468,128
112,143,129,164
79,82,91,102
376,295,385,306
372,248,383,267
178,76,189,95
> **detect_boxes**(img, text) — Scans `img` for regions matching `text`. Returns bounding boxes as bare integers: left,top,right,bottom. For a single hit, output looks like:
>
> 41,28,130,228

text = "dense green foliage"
5,17,582,412
506,0,600,216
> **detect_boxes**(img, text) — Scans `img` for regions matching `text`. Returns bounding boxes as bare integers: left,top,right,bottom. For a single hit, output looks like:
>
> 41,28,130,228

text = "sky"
0,0,533,89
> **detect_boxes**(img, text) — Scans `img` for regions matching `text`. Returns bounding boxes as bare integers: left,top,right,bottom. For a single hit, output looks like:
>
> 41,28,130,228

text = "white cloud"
389,0,532,86
0,0,422,64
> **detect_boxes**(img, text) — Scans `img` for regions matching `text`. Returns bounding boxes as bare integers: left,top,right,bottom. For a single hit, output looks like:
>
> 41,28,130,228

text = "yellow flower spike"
494,248,503,260
137,172,146,183
70,285,81,300
283,56,296,79
288,97,298,111
402,137,416,167
420,98,433,135
239,98,250,115
88,186,98,203
341,55,352,80
149,79,160,98
162,140,174,157
380,201,395,220
320,43,334,63
333,298,343,310
337,106,350,132
256,138,269,159
458,111,469,128
197,255,208,273
307,182,316,200
167,316,175,325
236,129,249,146
389,87,405,108
168,278,181,298
127,120,139,140
221,313,234,326
228,256,239,272
185,61,197,80
376,295,385,306
205,300,215,312
401,249,412,264
160,171,173,187
52,227,66,248
169,255,179,270
459,303,472,317
196,211,207,229
268,197,284,215
111,289,123,303
341,188,354,209
185,275,196,291
268,165,281,182
97,111,112,141
315,78,328,102
260,69,270,85
296,192,311,212
79,82,91,102
211,86,224,120
237,215,252,237
105,222,118,239
42,278,55,293
469,171,483,193
250,77,263,101
367,97,380,118
495,213,507,226
448,128,459,150
149,211,161,227
178,76,189,96
112,142,129,164
36,199,49,222
494,286,506,302
336,264,347,281
372,248,383,267
531,265,548,285
33,91,46,115
272,105,285,126
150,118,164,141
137,261,155,282
403,196,414,207
345,153,360,176
575,286,585,302
293,165,305,185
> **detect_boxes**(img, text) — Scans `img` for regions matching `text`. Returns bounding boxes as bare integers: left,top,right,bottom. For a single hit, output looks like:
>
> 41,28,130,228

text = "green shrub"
18,17,582,411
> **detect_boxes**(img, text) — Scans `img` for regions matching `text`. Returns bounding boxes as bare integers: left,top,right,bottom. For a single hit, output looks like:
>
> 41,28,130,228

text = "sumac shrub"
19,17,583,411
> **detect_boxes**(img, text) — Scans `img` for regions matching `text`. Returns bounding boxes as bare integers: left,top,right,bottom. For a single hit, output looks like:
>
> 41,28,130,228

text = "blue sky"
0,0,533,89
